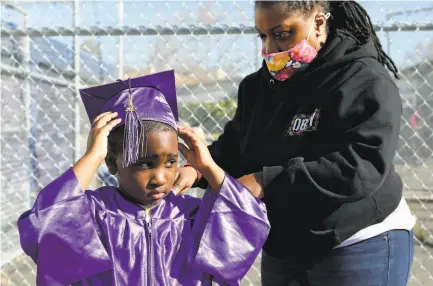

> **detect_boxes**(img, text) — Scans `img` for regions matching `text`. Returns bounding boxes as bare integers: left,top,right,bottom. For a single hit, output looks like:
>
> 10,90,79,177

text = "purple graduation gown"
17,168,270,286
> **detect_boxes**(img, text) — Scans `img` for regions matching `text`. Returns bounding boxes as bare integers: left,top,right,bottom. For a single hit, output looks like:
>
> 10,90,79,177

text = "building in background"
396,54,433,164
1,20,115,266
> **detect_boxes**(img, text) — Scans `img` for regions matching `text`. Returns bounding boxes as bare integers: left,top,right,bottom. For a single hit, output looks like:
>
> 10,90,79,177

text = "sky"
1,1,433,78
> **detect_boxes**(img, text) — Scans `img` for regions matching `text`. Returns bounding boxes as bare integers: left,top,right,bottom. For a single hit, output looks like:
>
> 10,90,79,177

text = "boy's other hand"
86,112,122,163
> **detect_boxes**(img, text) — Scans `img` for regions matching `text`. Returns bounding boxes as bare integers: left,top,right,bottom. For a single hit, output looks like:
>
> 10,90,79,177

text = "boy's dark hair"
106,120,177,170
255,1,399,79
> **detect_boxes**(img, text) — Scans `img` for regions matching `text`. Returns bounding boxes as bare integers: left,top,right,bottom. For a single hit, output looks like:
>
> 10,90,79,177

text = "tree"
81,38,101,56
178,98,236,137
148,2,255,82
81,38,104,82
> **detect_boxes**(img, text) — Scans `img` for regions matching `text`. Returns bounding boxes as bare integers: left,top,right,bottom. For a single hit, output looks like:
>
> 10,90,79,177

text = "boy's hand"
74,112,121,190
178,125,224,192
86,112,122,163
178,125,214,174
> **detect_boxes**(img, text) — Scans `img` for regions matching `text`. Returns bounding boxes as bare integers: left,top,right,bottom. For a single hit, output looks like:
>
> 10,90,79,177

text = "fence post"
73,0,81,162
22,7,34,207
118,0,124,78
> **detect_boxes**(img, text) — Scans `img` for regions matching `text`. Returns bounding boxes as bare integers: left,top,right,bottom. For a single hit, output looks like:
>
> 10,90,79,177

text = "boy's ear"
106,153,118,175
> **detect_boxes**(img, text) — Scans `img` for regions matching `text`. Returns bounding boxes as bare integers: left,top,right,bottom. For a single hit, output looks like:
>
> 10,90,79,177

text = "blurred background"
0,1,432,285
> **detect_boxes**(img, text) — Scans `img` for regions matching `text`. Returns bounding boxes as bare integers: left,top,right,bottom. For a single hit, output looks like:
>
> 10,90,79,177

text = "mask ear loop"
306,18,315,41
306,12,331,41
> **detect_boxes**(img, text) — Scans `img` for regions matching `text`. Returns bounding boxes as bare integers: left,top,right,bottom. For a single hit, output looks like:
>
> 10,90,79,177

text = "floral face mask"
262,13,330,81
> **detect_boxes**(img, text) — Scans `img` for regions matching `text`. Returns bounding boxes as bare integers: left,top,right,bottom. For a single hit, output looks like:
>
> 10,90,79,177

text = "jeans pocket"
357,232,389,244
387,230,413,286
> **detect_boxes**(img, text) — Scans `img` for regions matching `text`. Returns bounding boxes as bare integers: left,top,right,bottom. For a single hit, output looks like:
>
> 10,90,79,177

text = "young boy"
17,70,270,286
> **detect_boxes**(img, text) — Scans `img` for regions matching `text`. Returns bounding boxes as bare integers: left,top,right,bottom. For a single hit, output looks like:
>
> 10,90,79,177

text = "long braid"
255,0,400,79
329,1,399,78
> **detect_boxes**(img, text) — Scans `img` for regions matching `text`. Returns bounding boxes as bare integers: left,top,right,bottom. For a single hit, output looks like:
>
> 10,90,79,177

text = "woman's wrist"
182,162,203,183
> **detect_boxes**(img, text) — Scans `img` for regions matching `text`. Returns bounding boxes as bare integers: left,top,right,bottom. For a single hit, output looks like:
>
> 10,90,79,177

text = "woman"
174,1,415,285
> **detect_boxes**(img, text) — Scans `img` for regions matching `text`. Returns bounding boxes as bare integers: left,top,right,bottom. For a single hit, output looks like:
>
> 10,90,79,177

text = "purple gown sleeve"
188,174,270,285
17,168,112,286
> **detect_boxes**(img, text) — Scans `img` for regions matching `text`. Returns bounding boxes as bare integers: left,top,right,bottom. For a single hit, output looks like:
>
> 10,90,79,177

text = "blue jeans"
261,230,414,286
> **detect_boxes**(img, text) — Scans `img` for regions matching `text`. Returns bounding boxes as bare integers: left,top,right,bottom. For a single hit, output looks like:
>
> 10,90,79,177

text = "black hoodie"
198,30,403,262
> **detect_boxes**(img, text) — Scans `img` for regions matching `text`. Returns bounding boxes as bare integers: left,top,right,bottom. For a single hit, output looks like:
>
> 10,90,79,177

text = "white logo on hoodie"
286,108,321,136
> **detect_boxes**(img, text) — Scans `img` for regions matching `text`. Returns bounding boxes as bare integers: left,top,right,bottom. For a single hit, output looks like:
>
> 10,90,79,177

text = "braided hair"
255,1,399,78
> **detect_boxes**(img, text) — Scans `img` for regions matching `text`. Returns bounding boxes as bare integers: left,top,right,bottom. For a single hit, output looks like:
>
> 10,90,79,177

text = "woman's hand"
238,173,264,199
178,125,224,192
173,166,198,195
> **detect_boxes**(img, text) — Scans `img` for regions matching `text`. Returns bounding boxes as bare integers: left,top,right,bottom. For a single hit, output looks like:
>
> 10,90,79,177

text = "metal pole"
73,0,81,162
22,8,34,206
4,1,34,206
386,6,433,18
386,14,391,57
3,22,433,37
1,64,76,86
385,6,433,56
98,41,103,82
118,0,124,78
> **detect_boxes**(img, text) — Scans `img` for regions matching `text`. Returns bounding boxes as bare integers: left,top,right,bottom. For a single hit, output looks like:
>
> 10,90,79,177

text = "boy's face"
114,130,179,206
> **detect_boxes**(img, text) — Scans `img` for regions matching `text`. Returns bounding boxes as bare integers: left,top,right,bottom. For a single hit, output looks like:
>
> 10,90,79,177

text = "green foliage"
178,98,237,133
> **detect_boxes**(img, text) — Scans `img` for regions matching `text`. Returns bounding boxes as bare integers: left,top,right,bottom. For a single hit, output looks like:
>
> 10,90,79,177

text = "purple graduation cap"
80,70,178,168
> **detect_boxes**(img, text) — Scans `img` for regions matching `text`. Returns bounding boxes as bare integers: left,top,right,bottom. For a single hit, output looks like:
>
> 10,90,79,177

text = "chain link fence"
1,1,432,285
